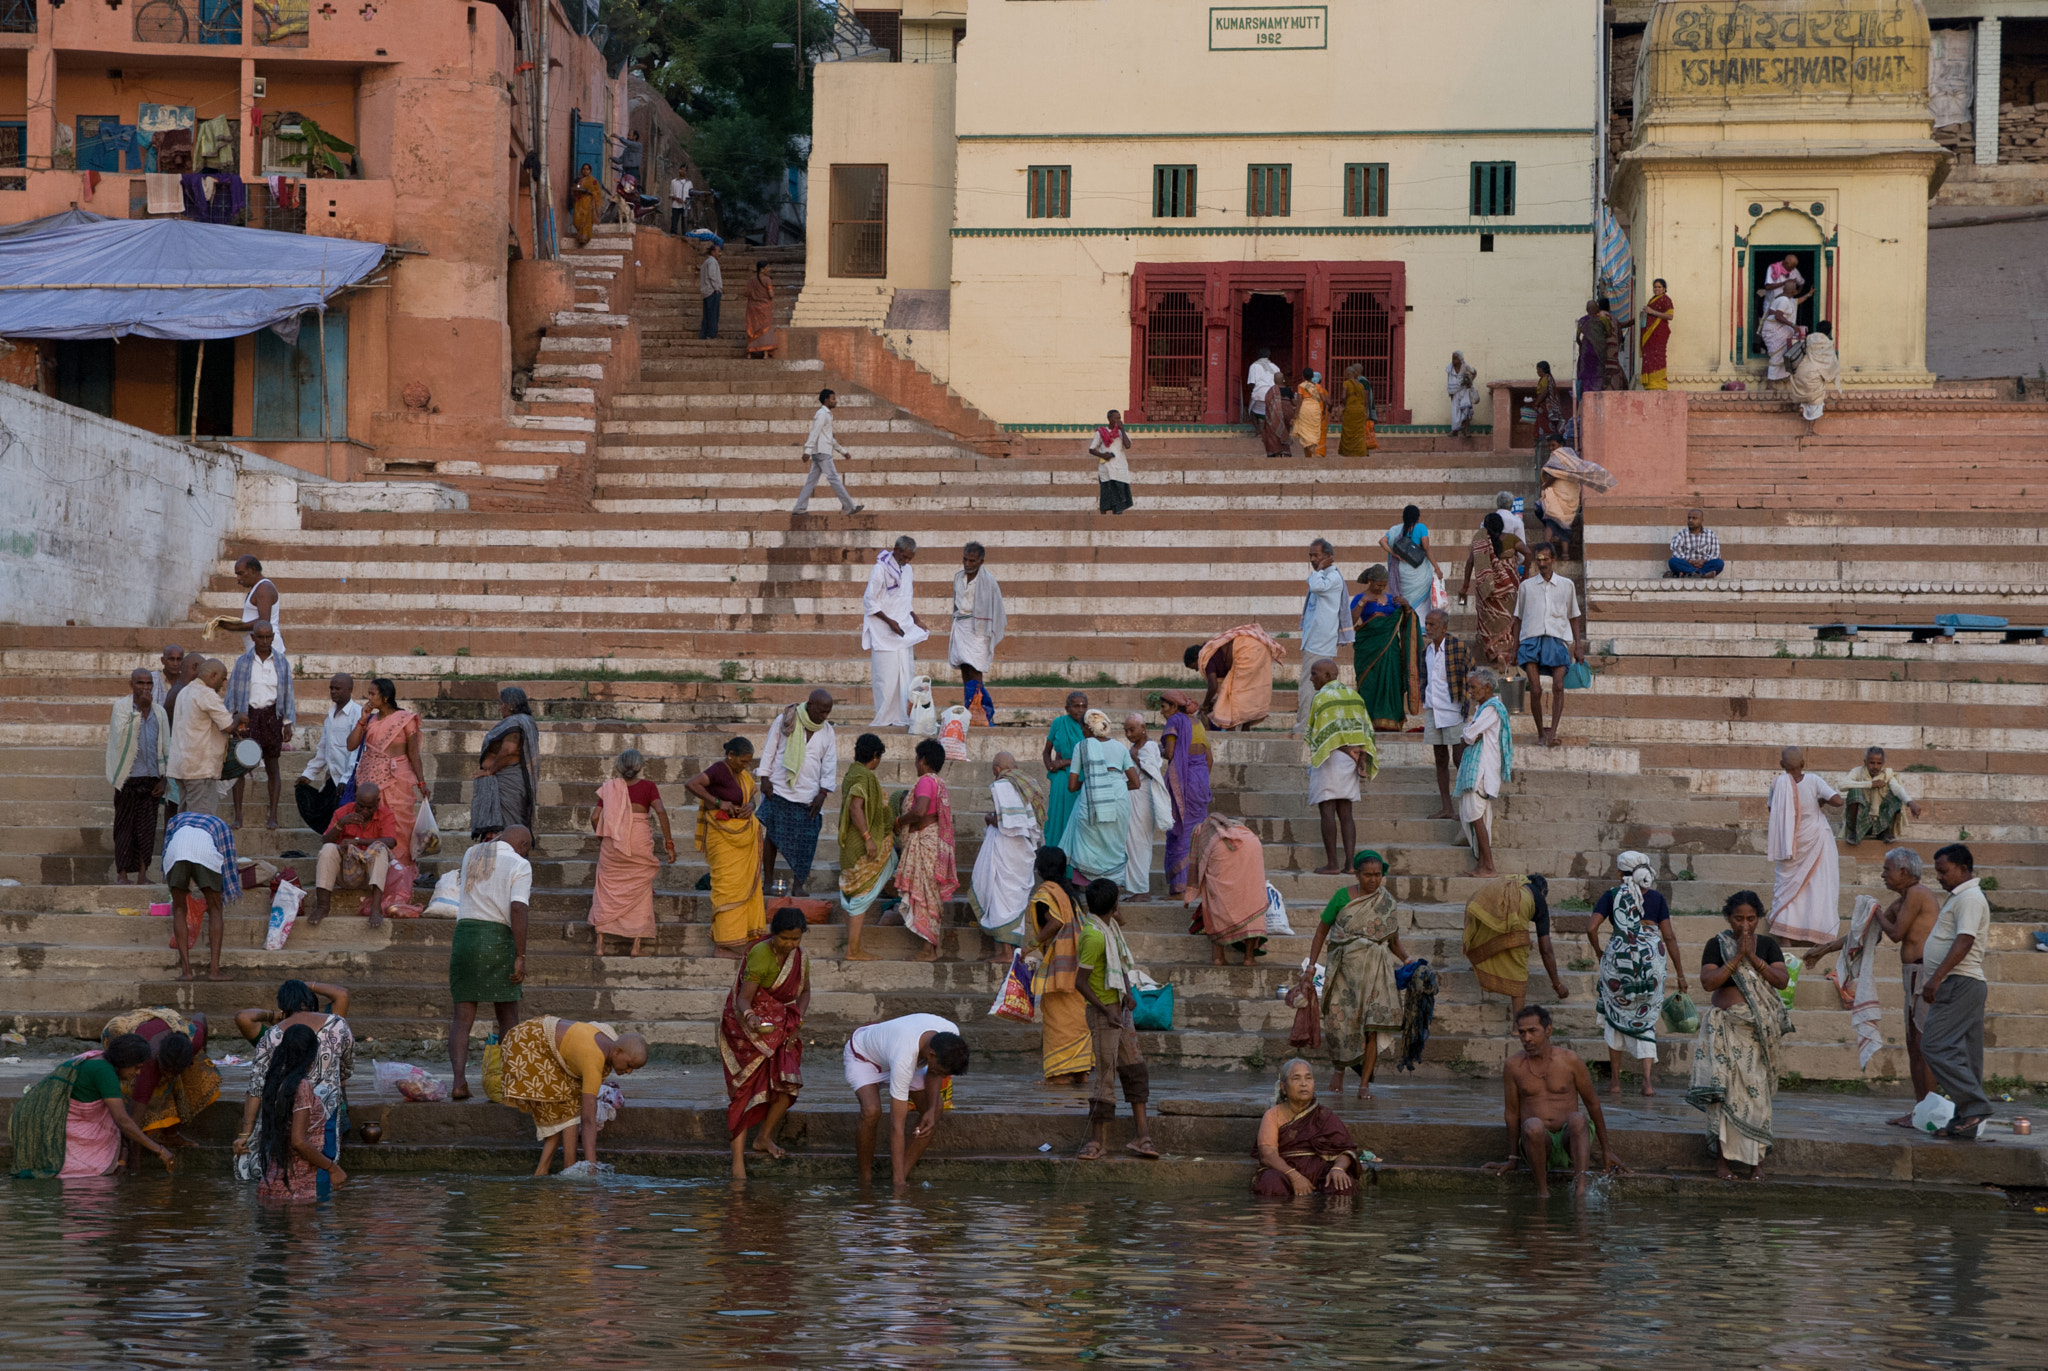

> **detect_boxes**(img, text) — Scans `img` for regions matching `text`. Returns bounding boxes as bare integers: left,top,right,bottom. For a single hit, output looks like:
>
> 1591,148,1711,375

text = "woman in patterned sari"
1302,850,1408,1099
722,907,811,1178
100,1007,220,1153
1350,565,1414,730
1689,890,1790,1181
835,733,896,961
1459,512,1524,669
1591,850,1689,1098
348,678,424,861
1158,691,1211,898
897,739,958,964
1027,846,1091,1084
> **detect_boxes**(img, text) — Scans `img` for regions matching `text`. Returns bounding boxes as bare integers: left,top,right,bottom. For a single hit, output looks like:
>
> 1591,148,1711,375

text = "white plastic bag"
1912,1092,1956,1134
907,675,939,738
263,883,306,952
375,1061,449,1102
414,801,442,857
424,869,462,919
595,1081,625,1129
1263,882,1296,936
938,704,971,761
1428,569,1449,612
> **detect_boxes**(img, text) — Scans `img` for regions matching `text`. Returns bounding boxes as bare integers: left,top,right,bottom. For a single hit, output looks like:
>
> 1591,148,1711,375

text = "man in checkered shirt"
1667,509,1724,578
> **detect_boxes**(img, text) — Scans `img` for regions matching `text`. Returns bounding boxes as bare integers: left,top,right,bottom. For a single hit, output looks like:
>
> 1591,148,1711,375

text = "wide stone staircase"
2,256,2046,1087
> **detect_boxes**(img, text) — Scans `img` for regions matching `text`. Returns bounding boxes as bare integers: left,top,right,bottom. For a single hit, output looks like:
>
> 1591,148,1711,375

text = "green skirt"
449,919,522,1005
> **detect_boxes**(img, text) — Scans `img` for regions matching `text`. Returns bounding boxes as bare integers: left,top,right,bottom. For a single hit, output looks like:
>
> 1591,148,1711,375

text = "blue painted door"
76,118,138,173
574,120,607,182
253,314,348,440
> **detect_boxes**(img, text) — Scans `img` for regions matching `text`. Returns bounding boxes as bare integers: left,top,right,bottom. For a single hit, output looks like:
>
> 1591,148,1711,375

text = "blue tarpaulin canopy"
0,211,386,340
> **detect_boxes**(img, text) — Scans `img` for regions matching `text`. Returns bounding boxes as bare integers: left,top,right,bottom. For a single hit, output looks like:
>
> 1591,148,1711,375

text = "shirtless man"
1805,846,1942,1125
1481,1004,1626,1197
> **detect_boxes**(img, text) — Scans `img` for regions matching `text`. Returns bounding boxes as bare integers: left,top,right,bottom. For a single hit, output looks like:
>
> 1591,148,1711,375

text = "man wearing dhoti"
946,541,1006,727
1190,623,1285,732
1122,712,1171,900
970,751,1044,959
1840,745,1922,846
863,537,928,728
1303,659,1377,876
1767,745,1846,945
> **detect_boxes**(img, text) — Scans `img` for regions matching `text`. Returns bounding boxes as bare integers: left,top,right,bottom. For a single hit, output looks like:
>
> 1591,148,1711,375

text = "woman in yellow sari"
1336,363,1377,457
1027,846,1091,1084
571,162,602,247
1292,369,1330,459
100,1007,221,1149
686,737,765,957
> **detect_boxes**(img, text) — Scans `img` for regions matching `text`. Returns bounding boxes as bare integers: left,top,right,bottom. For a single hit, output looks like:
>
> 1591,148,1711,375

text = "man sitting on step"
1666,508,1725,579
312,782,401,928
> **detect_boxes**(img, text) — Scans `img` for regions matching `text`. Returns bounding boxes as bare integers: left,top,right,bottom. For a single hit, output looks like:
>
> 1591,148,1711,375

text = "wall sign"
1210,6,1327,51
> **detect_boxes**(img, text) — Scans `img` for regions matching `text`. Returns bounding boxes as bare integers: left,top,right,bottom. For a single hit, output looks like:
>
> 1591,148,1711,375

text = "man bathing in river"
846,1013,971,1187
1482,1004,1626,1196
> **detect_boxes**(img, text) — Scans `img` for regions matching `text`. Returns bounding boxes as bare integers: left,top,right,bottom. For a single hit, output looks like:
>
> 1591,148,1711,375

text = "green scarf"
837,761,894,863
780,704,824,782
1307,681,1377,772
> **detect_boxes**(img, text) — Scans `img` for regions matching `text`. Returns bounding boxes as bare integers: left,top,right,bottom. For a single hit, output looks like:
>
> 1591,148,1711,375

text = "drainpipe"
536,0,554,258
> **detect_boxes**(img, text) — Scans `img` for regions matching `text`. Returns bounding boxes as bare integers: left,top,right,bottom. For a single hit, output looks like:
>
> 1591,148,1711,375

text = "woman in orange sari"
744,260,779,358
590,748,673,957
571,162,601,247
1291,369,1330,459
1459,512,1524,669
721,907,810,1178
347,678,423,861
1639,280,1673,390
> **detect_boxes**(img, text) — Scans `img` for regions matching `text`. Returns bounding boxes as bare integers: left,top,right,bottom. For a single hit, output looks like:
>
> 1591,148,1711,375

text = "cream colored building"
1615,0,1947,386
797,0,1604,427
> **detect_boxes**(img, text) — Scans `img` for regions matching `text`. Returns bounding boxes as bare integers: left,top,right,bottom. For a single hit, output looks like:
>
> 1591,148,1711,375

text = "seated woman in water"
233,980,355,1182
498,1016,649,1175
10,1033,174,1178
1689,890,1790,1182
99,1007,220,1159
722,906,812,1179
251,1023,348,1201
1251,1058,1361,1197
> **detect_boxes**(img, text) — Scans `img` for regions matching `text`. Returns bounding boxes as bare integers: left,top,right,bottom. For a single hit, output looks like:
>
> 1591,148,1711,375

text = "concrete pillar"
240,59,259,180
1975,16,2001,166
26,41,54,169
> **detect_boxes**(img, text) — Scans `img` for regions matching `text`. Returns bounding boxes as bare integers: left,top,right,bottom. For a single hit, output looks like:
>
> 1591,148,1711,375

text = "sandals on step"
1938,1116,1988,1141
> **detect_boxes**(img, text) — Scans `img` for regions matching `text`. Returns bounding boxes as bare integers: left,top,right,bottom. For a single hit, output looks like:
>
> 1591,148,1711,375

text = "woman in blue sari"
1058,709,1137,883
1041,691,1088,859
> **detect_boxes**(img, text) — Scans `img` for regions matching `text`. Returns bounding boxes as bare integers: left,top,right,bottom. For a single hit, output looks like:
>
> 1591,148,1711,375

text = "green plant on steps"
719,660,742,682
410,646,428,656
1978,876,1999,892
1567,956,1594,972
1904,763,1941,773
1677,866,1696,881
277,116,357,178
454,647,471,658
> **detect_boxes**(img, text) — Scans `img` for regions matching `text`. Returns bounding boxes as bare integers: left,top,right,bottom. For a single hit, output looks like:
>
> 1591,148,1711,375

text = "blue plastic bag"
1562,661,1594,690
1131,984,1174,1031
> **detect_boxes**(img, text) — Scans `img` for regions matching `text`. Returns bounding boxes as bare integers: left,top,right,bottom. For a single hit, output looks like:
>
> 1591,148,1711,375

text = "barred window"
1153,164,1197,219
1344,163,1387,218
1470,161,1515,216
1027,165,1070,219
1247,164,1290,218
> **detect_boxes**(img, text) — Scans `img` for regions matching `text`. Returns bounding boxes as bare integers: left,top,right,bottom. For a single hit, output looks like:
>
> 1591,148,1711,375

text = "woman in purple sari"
1574,298,1609,394
1158,691,1212,897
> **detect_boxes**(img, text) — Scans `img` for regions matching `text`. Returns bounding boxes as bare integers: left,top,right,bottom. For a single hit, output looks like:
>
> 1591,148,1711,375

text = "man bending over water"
1482,1004,1626,1196
845,1013,971,1187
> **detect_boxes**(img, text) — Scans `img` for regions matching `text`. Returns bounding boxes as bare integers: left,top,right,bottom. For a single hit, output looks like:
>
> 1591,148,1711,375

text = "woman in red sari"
721,906,811,1178
1459,512,1524,669
347,678,424,861
1252,1057,1361,1197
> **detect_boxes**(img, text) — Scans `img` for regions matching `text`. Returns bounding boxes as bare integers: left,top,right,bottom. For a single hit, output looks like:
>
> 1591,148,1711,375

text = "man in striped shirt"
1667,509,1724,578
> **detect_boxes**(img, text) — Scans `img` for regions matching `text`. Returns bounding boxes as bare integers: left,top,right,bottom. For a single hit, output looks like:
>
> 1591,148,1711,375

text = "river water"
0,1174,2039,1369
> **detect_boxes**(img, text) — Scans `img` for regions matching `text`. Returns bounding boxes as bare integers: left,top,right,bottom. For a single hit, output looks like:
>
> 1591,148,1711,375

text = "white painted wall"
0,381,318,629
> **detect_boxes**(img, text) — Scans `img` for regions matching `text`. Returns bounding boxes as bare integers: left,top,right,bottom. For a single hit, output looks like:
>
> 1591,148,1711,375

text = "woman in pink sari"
590,748,673,957
1187,814,1269,965
897,739,958,963
347,678,424,861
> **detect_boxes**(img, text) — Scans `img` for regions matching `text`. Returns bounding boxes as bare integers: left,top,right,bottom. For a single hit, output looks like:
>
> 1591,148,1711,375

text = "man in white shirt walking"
863,537,927,726
757,689,839,893
295,671,361,836
668,174,692,235
698,242,723,339
794,387,864,515
1508,546,1585,747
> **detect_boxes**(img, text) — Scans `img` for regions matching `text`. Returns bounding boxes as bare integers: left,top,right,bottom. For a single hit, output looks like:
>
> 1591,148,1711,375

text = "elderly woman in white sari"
1121,712,1171,900
1756,256,1811,381
946,542,1006,726
1059,709,1138,884
970,751,1044,960
1688,890,1790,1182
1791,322,1844,435
1446,351,1478,436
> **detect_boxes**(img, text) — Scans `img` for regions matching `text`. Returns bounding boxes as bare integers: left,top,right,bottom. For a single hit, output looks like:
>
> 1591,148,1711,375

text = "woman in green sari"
11,1033,174,1178
836,732,897,961
1041,691,1088,860
1301,850,1408,1099
1349,565,1415,730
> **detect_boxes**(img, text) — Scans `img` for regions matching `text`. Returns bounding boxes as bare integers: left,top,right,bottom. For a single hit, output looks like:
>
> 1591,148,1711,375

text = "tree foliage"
600,0,835,217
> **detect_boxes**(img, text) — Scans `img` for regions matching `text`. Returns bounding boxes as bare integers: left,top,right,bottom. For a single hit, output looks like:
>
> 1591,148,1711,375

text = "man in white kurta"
862,537,928,727
1767,745,1846,944
1122,714,1169,899
971,751,1042,955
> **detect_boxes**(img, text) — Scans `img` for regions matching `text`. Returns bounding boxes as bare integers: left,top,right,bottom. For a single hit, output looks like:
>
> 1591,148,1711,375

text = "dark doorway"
53,339,115,417
176,340,236,437
1747,246,1820,358
1240,293,1294,417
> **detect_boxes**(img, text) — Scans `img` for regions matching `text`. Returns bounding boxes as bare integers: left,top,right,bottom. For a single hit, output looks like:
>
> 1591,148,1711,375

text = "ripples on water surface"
0,1174,2039,1369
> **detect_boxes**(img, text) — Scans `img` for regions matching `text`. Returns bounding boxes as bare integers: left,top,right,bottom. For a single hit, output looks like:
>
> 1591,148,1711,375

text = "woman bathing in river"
1251,1058,1361,1197
722,907,812,1179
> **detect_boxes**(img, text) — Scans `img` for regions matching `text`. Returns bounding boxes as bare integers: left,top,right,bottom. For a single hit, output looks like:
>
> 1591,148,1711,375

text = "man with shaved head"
759,688,839,894
150,643,186,707
1767,744,1847,945
296,671,361,835
108,667,170,883
971,748,1045,959
166,657,239,818
1122,712,1167,901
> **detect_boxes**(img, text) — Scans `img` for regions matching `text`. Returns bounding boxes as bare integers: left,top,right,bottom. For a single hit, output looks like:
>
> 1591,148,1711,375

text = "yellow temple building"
1614,0,1949,387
